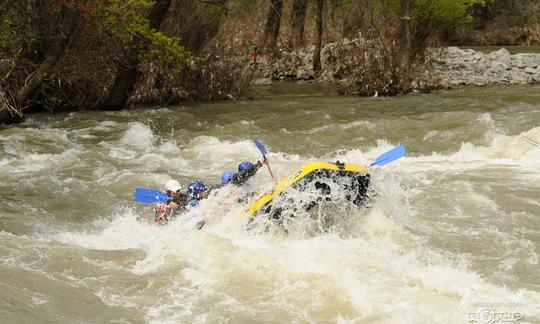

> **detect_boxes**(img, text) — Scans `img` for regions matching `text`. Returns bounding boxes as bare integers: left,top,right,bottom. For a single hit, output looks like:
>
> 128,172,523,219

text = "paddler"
208,157,269,212
186,180,209,229
234,158,268,184
154,179,188,225
215,157,268,190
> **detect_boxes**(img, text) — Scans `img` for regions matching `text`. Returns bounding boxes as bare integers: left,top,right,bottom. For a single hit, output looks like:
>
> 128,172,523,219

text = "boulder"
445,46,465,56
252,77,272,86
511,59,526,68
487,48,511,63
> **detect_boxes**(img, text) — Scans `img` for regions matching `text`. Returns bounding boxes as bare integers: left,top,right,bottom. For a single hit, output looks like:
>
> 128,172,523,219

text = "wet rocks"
252,77,273,86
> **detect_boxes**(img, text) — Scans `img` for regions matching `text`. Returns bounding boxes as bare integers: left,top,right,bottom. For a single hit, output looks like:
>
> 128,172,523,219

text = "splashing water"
1,84,540,323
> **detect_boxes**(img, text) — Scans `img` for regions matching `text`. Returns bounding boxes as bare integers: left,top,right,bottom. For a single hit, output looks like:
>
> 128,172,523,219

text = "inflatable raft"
247,161,371,220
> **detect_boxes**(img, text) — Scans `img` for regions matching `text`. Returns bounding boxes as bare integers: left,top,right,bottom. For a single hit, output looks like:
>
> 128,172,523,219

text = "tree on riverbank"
291,0,309,47
312,0,324,72
0,0,191,122
261,0,284,53
334,0,495,96
0,0,248,124
2,0,540,124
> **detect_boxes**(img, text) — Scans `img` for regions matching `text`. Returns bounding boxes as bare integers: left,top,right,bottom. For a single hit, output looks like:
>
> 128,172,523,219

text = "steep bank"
253,43,540,89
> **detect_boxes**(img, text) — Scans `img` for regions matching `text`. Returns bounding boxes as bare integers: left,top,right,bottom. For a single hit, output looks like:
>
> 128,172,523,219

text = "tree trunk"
15,5,77,107
291,0,308,48
399,0,411,63
261,0,283,53
100,0,172,110
313,0,324,72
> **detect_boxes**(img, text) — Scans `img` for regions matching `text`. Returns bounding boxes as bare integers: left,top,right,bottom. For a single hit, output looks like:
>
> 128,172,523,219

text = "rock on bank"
433,47,540,87
253,43,540,88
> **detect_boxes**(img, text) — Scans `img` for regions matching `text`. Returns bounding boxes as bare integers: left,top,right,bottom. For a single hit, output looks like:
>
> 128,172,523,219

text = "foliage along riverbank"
2,0,540,125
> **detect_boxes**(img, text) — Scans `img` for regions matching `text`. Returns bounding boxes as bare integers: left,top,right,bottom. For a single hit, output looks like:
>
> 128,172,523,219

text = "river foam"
39,133,539,323
2,87,539,322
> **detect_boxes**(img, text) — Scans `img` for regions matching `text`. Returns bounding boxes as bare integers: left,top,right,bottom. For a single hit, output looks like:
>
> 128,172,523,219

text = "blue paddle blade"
134,187,172,203
254,139,268,155
369,144,407,167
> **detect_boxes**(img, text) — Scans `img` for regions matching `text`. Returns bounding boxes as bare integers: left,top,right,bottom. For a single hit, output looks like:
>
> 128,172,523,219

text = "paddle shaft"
263,154,275,180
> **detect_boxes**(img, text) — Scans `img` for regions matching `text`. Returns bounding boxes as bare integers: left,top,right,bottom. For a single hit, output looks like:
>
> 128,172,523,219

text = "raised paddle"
134,187,172,204
369,144,407,167
254,138,275,180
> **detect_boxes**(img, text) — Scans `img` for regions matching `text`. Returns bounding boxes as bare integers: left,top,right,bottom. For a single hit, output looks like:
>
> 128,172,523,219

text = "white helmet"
165,179,182,192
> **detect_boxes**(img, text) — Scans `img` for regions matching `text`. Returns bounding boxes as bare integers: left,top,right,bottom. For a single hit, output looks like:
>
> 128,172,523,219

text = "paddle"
134,187,172,204
254,138,275,180
369,144,407,167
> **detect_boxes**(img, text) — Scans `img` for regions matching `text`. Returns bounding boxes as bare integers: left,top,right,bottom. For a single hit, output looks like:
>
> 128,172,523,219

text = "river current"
1,83,539,323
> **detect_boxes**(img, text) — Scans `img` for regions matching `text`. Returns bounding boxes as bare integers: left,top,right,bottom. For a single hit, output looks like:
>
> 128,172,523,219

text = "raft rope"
521,135,539,147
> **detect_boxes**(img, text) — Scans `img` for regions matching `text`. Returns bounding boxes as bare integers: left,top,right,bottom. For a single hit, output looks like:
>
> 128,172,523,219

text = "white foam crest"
157,141,182,154
178,136,277,177
487,127,540,161
184,136,259,159
48,170,540,323
399,127,540,174
304,124,334,134
0,133,25,143
477,112,502,139
120,122,155,150
93,120,121,131
39,134,540,322
331,140,401,166
136,223,539,322
2,134,26,157
53,210,161,251
31,127,70,143
302,120,374,135
341,120,375,131
1,127,78,159
0,148,82,174
457,127,540,162
440,181,500,212
239,120,255,126
423,129,455,141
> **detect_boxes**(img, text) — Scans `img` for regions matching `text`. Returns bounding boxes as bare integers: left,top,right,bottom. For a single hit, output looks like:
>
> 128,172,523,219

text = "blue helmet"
188,180,207,197
221,171,235,184
238,162,253,173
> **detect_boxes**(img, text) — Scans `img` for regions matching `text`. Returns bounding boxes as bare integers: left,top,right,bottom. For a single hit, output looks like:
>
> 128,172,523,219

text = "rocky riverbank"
433,47,540,87
253,42,540,88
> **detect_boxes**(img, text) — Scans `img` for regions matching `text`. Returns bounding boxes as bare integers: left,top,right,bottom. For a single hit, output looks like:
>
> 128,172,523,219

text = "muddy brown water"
1,83,539,323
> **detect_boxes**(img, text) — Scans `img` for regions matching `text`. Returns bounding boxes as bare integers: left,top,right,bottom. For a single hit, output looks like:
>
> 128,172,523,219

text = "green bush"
0,4,13,79
413,0,490,41
361,0,490,49
103,0,192,68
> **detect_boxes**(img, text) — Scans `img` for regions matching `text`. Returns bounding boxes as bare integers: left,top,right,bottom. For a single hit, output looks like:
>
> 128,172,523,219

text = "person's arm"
172,194,188,210
230,160,263,185
154,203,170,224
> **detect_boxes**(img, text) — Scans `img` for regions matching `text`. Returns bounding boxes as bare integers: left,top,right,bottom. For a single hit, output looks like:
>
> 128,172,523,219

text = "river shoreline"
2,46,540,125
252,44,540,89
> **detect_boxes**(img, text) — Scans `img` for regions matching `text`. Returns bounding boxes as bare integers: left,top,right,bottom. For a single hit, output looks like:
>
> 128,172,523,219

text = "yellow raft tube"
247,161,370,218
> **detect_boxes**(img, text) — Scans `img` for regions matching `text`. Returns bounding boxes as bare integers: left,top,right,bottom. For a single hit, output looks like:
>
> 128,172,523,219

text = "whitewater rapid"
1,84,539,323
